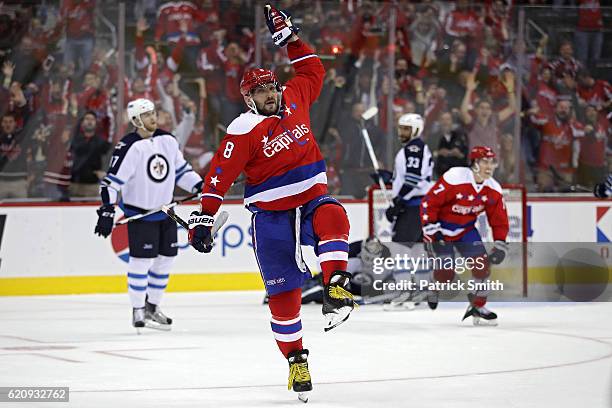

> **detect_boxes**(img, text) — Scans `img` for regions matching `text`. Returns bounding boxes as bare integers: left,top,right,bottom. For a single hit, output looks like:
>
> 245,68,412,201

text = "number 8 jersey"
198,39,327,215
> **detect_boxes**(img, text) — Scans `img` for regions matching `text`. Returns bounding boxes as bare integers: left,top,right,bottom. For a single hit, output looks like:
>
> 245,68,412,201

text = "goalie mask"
240,68,283,116
127,98,155,129
359,237,389,267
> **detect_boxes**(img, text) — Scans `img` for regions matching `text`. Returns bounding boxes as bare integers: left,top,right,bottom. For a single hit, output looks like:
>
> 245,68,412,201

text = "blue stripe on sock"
128,273,148,279
129,284,147,291
148,271,170,279
271,320,302,334
318,241,349,254
147,283,167,289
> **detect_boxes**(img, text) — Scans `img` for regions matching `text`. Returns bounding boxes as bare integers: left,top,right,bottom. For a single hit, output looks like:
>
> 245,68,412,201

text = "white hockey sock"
147,255,174,305
128,257,154,308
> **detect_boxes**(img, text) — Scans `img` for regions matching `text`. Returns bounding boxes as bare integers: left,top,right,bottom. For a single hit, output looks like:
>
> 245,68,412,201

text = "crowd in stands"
0,0,609,201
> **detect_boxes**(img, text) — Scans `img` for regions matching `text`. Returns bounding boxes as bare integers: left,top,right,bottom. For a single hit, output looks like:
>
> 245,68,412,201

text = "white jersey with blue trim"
391,137,434,203
100,129,201,214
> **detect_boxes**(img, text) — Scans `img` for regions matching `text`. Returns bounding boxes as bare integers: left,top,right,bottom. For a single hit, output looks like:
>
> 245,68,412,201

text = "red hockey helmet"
469,146,496,161
240,68,280,96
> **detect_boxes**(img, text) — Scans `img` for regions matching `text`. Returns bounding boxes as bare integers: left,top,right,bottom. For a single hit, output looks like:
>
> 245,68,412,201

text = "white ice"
0,292,611,408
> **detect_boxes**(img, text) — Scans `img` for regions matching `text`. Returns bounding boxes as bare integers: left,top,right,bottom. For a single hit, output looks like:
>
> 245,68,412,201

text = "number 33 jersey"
199,39,327,215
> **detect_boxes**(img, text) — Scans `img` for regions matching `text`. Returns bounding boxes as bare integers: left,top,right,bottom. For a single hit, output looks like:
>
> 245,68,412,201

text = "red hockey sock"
268,288,303,358
472,296,487,308
312,204,350,284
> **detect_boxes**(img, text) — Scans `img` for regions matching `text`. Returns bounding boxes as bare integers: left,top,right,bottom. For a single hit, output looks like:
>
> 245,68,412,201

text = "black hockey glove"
385,197,405,222
94,205,115,238
385,205,398,222
188,211,215,253
489,240,508,265
423,222,445,257
264,4,299,47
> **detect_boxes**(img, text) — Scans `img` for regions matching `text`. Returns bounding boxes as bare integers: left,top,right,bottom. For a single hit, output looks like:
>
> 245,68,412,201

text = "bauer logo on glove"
264,4,299,47
188,211,215,253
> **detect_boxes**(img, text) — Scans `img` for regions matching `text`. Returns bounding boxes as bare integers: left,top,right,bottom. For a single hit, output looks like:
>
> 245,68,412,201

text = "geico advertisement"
0,203,367,278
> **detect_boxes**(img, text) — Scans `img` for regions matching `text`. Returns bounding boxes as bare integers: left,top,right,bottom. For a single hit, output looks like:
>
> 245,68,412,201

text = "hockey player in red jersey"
420,146,509,326
187,5,355,402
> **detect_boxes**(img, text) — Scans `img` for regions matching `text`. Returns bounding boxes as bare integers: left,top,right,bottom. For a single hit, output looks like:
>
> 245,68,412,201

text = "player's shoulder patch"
484,177,504,195
442,167,472,185
115,132,142,152
227,111,274,135
405,138,424,154
153,128,175,139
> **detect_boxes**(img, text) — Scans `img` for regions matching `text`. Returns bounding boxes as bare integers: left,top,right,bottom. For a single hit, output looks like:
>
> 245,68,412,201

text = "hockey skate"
427,290,439,310
287,349,312,403
322,271,357,332
132,307,145,334
462,305,498,326
144,300,172,331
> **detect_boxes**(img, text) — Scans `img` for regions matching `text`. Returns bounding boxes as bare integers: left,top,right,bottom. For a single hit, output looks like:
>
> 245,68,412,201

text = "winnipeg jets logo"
147,154,170,183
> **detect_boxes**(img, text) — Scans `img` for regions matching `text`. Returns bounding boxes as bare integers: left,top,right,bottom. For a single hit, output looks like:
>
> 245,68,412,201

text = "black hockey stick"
161,205,229,235
116,192,202,225
548,165,591,192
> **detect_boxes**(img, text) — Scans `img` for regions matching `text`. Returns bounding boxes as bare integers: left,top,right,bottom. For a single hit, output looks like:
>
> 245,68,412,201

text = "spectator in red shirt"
550,41,583,82
529,98,585,192
576,69,612,112
577,104,609,188
61,0,96,78
77,71,113,142
219,42,247,126
574,0,603,64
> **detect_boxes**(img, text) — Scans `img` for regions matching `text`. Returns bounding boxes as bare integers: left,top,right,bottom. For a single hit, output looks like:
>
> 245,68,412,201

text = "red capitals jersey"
421,167,509,242
530,113,584,173
577,80,612,110
199,39,326,215
155,1,201,45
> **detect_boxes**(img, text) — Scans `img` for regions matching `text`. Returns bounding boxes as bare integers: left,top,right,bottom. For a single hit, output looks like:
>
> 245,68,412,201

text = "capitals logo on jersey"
198,39,328,215
263,123,311,158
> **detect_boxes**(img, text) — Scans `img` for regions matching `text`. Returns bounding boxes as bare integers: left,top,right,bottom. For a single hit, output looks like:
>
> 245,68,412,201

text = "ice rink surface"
0,291,611,408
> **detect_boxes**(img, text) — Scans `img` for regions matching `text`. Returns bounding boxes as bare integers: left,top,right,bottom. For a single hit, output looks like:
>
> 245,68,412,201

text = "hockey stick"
116,192,202,225
548,165,591,192
161,205,230,236
361,106,392,207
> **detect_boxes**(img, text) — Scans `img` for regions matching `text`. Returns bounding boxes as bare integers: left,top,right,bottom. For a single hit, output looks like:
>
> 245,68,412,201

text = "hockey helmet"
398,113,424,138
240,68,281,96
127,98,155,129
240,68,282,114
469,145,496,161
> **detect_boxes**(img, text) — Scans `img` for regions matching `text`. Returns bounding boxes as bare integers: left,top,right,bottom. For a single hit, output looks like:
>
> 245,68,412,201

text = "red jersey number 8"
223,141,235,159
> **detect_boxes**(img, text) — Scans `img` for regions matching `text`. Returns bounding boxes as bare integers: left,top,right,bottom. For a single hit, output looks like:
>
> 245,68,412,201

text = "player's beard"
258,96,279,116
143,120,157,133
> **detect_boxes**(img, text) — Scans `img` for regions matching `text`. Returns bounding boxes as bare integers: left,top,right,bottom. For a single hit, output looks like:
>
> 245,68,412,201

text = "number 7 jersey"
199,39,327,215
420,167,509,241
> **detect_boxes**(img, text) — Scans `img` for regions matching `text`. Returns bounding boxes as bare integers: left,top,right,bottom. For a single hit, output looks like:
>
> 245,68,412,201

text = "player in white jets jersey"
385,113,434,243
94,98,202,331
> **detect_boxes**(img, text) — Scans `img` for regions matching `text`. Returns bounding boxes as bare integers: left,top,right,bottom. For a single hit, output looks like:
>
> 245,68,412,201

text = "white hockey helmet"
398,113,424,138
127,98,155,128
